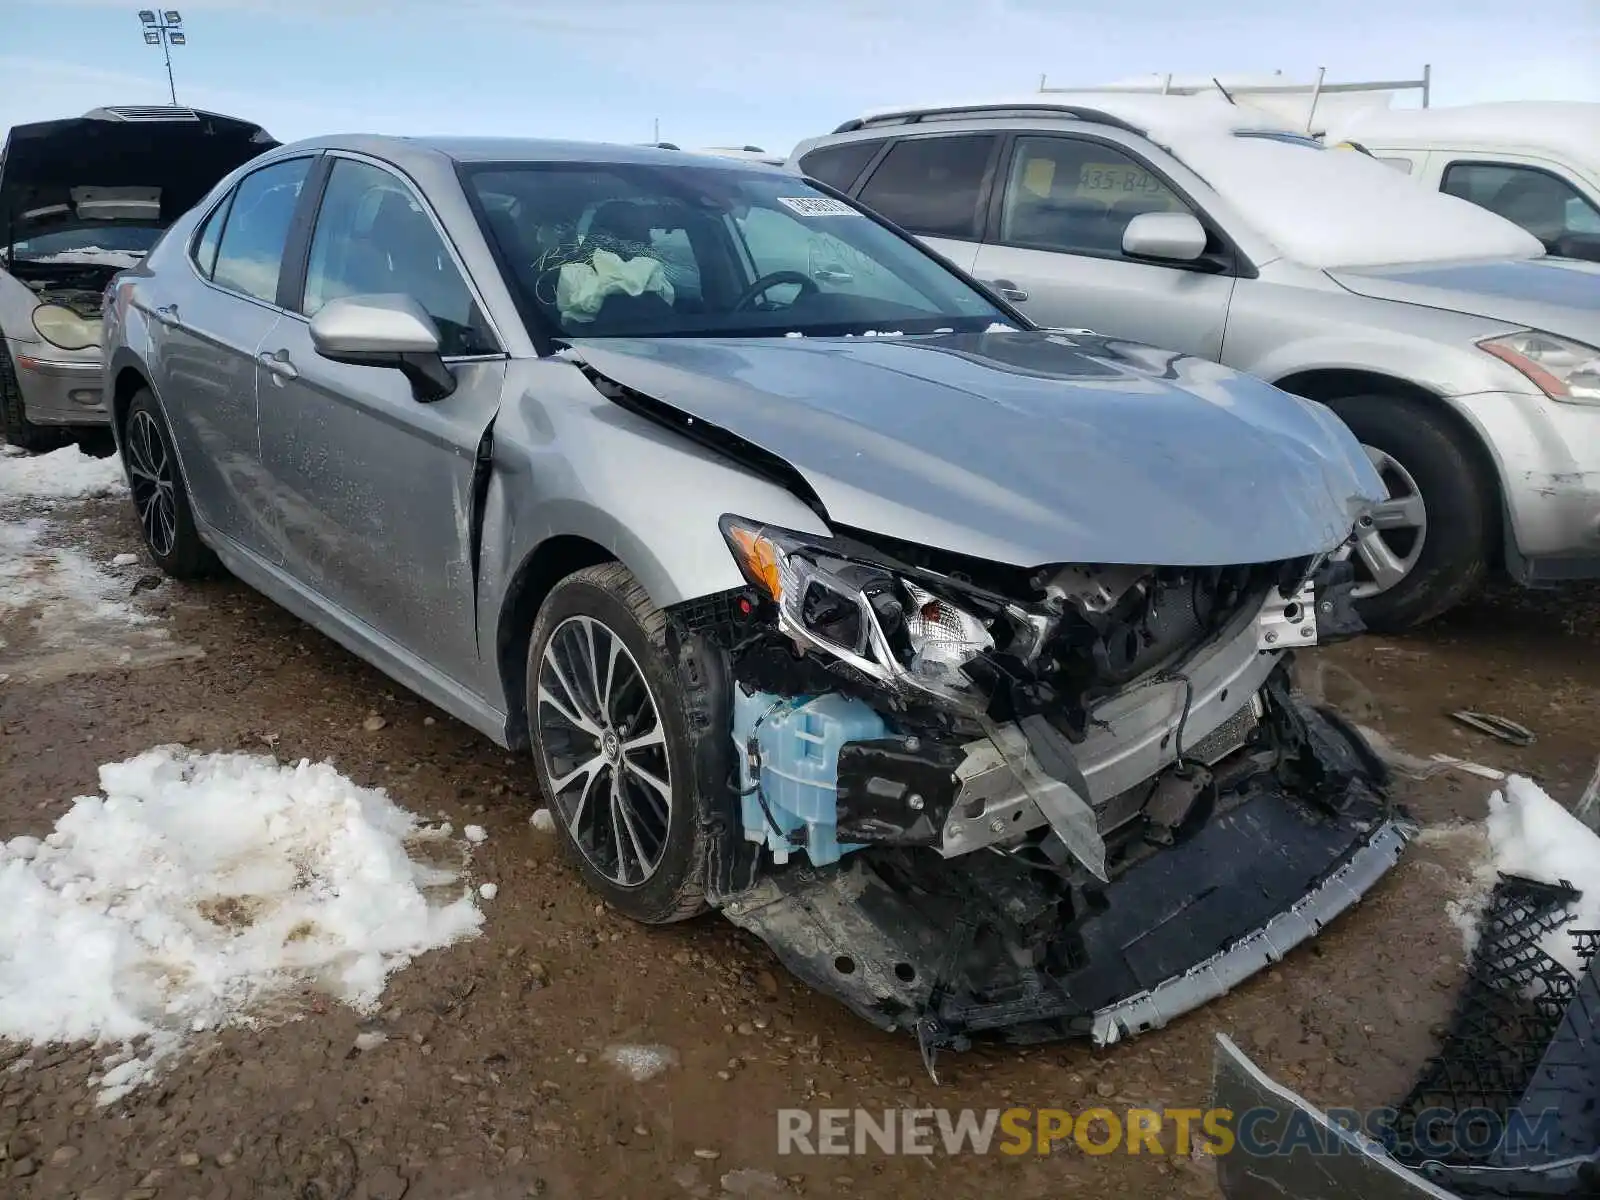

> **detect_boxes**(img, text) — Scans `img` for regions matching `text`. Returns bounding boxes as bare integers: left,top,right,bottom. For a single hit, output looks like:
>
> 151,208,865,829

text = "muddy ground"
3,488,1598,1200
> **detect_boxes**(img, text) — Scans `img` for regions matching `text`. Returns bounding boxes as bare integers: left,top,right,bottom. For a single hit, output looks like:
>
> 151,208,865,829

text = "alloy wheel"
536,614,672,886
126,409,178,558
1339,444,1428,600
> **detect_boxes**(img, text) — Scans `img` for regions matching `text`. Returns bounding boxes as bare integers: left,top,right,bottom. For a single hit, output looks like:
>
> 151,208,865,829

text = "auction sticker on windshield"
777,196,857,217
1077,163,1169,200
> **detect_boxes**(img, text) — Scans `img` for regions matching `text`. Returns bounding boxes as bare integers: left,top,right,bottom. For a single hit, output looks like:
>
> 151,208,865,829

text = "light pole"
137,10,186,105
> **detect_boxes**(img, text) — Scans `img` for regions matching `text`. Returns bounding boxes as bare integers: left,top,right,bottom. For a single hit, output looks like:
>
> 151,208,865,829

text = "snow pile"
0,518,152,641
602,1043,678,1082
0,444,126,503
1477,774,1600,975
26,247,145,268
1170,134,1544,268
0,747,484,1102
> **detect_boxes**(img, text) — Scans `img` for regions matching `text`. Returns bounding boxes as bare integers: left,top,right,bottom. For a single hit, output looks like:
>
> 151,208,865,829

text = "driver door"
254,154,507,691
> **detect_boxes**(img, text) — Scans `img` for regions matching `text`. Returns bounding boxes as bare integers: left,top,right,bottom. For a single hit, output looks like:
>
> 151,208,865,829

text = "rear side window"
798,140,885,191
212,157,313,304
856,135,996,240
190,196,230,279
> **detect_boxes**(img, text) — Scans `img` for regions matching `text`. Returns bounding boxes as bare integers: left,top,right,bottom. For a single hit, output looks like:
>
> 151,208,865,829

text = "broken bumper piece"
718,701,1410,1051
1213,875,1600,1199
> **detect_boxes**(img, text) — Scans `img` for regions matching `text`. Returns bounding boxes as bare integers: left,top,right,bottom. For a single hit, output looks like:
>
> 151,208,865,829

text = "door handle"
987,279,1029,303
153,303,180,326
258,349,299,381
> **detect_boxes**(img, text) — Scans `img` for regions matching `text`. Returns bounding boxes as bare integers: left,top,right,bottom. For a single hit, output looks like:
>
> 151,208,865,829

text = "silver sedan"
103,135,1401,1050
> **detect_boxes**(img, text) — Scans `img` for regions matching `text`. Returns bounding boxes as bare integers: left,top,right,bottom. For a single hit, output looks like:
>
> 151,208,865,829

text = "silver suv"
793,95,1600,630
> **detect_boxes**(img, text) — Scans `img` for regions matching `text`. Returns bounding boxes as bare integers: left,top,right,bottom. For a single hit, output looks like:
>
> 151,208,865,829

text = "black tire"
1322,392,1496,632
0,345,68,453
526,562,729,924
124,388,220,579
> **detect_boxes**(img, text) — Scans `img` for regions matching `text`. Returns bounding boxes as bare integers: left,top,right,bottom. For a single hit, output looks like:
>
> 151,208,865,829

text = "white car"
1328,102,1600,262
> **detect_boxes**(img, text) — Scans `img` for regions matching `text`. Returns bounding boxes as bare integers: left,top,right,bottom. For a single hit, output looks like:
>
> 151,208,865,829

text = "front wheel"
0,347,66,453
526,563,724,924
1322,393,1496,632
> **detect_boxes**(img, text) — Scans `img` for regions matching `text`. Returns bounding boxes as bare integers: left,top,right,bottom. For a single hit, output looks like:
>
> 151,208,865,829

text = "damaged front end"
673,517,1412,1060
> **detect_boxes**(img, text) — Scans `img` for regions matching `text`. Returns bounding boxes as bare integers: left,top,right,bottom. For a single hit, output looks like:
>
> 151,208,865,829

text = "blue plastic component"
731,688,888,867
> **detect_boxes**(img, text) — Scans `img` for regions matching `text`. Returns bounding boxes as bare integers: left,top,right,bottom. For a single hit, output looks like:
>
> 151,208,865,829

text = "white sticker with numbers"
776,196,857,217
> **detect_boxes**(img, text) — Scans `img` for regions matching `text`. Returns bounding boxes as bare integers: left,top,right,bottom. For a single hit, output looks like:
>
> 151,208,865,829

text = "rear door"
969,134,1237,358
148,154,316,559
849,133,1001,273
254,153,506,688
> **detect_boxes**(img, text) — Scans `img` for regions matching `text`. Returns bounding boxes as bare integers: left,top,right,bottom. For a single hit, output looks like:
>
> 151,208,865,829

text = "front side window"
211,157,312,304
998,136,1191,258
855,135,996,239
302,158,497,356
467,162,1005,340
1442,161,1600,245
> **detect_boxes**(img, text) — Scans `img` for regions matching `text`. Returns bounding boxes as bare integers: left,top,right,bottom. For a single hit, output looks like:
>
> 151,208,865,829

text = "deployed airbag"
557,249,674,323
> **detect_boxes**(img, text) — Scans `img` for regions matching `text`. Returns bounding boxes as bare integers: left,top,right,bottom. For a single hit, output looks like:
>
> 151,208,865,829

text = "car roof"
265,134,777,173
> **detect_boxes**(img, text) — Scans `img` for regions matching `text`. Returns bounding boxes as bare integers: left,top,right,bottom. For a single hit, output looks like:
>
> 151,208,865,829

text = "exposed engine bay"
669,520,1411,1063
7,260,127,319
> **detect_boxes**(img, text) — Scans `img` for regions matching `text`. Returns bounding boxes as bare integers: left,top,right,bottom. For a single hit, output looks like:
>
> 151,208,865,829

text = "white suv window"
1441,161,1600,245
998,136,1192,260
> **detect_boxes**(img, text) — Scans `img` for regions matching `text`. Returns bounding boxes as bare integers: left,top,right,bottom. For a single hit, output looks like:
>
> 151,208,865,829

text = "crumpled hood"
569,329,1385,567
1330,256,1600,343
0,109,276,242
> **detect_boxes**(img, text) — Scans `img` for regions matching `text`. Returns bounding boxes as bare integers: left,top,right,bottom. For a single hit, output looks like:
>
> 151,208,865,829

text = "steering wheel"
732,270,819,312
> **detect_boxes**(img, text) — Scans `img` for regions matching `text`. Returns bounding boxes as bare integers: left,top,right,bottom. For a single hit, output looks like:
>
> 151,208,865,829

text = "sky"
2,0,1597,154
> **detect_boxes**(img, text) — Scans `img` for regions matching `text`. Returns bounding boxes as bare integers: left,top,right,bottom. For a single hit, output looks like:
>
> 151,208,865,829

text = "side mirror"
308,294,456,402
1121,211,1208,263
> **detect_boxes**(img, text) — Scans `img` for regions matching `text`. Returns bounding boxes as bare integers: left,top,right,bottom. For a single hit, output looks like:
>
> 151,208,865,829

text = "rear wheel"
0,346,67,453
124,388,219,579
526,563,725,924
1322,392,1496,632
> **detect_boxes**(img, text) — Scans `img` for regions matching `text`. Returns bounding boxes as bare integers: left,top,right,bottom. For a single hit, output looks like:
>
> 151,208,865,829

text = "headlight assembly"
31,303,100,352
720,516,994,704
1480,332,1600,405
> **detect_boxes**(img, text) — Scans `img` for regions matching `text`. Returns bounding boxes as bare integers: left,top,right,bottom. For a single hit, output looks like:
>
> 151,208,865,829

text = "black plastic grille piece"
1390,874,1590,1167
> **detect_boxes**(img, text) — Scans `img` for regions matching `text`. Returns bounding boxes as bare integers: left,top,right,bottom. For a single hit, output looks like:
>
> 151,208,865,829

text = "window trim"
282,149,508,359
852,131,1005,243
984,131,1252,278
1438,158,1600,235
797,137,890,194
195,153,322,311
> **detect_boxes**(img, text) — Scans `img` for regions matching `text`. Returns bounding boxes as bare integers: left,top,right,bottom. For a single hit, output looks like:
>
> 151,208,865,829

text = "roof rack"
1038,66,1432,132
832,102,1144,136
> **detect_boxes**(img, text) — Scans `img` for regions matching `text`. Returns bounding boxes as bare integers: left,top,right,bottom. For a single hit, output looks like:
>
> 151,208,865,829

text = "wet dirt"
3,495,1598,1200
